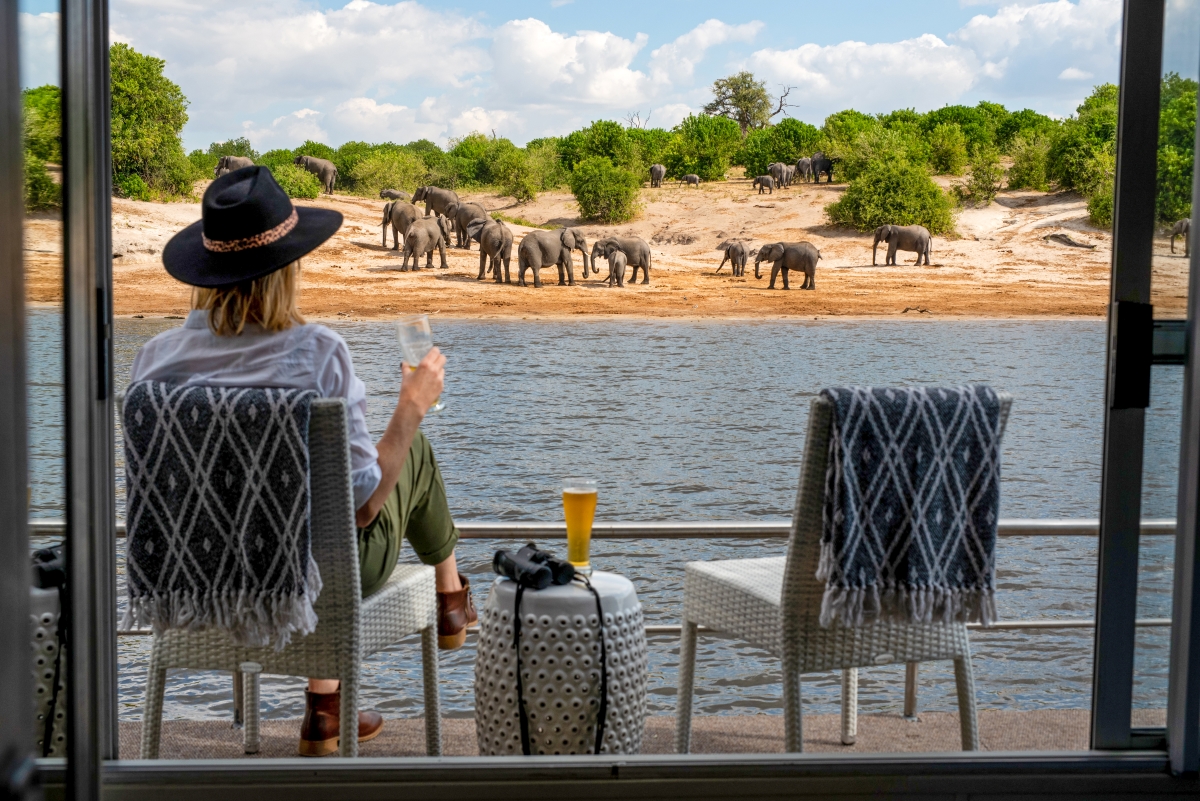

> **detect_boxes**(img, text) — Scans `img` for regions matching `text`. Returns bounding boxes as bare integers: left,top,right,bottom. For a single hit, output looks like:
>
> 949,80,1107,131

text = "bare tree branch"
624,110,652,129
769,86,797,121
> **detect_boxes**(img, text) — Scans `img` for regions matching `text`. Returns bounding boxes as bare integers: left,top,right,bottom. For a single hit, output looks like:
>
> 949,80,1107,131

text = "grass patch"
492,212,558,229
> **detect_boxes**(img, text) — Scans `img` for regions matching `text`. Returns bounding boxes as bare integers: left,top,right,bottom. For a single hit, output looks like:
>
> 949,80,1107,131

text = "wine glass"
396,314,444,412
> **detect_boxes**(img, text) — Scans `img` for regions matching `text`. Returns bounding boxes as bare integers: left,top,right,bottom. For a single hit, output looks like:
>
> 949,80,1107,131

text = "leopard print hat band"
201,208,299,253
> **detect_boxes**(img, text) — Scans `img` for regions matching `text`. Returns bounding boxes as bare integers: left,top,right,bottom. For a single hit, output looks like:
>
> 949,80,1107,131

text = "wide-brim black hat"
163,166,343,287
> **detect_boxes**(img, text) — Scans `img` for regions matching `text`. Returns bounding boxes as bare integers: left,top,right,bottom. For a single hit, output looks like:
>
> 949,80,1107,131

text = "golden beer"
562,479,598,574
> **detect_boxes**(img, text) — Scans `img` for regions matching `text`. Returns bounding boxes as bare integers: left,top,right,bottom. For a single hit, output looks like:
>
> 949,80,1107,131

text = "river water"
26,311,1181,722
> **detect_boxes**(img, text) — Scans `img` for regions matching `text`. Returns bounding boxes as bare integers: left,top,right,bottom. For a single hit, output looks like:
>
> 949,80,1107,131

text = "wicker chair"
135,398,442,758
675,392,1011,753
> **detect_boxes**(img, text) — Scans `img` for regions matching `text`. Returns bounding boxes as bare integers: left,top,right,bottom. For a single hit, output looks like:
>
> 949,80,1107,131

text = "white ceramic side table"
474,571,647,756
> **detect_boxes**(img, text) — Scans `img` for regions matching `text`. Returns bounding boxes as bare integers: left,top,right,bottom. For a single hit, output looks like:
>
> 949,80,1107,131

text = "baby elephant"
716,240,748,277
1171,218,1191,255
604,244,628,287
465,216,514,283
755,241,820,290
753,175,775,195
400,214,451,271
873,224,932,266
678,174,700,188
380,188,411,202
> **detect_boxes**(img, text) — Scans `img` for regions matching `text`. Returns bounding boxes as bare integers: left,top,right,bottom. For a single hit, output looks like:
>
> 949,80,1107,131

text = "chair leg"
953,653,980,751
233,670,244,728
904,662,919,719
239,662,262,755
340,670,359,758
840,668,858,745
782,653,803,753
674,621,698,754
140,665,167,759
421,624,443,756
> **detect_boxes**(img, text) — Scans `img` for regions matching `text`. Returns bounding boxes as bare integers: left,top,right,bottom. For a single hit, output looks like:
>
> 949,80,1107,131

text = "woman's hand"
399,347,445,417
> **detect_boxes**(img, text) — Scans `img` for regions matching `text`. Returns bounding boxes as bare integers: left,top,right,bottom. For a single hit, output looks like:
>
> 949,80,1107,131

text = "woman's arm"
354,347,445,528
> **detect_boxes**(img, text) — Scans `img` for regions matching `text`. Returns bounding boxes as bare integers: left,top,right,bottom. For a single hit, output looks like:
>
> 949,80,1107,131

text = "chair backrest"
300,398,361,637
780,391,1013,625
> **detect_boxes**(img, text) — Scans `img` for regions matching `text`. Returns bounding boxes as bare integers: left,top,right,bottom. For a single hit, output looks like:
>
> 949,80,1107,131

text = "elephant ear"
560,228,576,248
465,217,487,241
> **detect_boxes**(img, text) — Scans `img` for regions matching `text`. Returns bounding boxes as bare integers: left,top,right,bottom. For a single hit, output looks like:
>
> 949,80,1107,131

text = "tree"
704,71,791,135
827,160,956,234
928,123,968,175
955,144,1005,207
23,85,61,163
569,156,641,222
664,114,742,180
109,43,194,197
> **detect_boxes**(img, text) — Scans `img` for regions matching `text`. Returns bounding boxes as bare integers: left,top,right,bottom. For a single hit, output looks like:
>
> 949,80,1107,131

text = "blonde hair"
192,260,305,336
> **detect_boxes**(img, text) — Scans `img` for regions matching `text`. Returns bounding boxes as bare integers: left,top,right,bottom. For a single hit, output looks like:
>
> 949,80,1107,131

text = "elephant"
768,162,786,186
1171,218,1191,255
380,188,411,201
755,241,820,290
465,217,514,283
381,201,421,249
716,240,748,277
649,164,666,188
782,164,796,187
399,214,451,271
516,228,590,287
811,151,834,183
294,155,337,194
444,201,491,249
602,245,629,287
411,186,460,222
753,175,775,194
214,155,254,178
873,224,932,266
678,174,701,188
590,236,651,284
795,157,813,182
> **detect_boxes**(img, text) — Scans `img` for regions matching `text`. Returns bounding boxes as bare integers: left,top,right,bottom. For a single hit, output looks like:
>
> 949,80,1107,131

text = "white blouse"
128,310,382,510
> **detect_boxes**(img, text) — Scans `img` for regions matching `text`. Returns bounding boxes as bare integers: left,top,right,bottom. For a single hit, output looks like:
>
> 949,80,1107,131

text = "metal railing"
61,517,1173,638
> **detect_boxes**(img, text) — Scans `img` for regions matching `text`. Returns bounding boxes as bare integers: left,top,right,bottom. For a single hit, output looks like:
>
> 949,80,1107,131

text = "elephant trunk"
754,254,765,280
872,230,883,265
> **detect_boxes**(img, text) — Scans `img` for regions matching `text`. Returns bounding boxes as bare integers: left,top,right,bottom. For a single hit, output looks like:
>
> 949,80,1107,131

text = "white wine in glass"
396,314,444,412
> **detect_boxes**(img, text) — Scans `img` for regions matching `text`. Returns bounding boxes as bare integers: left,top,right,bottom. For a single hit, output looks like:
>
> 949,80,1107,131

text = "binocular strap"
513,577,609,756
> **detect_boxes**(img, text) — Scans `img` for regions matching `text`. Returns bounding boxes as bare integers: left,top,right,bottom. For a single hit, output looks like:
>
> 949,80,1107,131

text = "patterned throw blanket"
121,382,322,650
816,385,1003,629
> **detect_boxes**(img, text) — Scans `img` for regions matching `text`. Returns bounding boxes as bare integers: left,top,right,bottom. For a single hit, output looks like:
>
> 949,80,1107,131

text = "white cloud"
243,108,328,150
19,12,59,88
649,19,763,84
1059,67,1094,80
749,34,980,117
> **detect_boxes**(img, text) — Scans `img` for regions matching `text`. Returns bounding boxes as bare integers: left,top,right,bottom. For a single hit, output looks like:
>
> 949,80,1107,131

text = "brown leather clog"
436,572,478,650
298,689,384,757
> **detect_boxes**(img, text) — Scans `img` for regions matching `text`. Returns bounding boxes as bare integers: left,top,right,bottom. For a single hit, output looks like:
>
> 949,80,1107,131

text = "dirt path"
21,179,1189,320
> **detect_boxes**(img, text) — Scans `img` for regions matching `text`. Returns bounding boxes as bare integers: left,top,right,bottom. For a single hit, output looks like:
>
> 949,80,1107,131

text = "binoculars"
493,543,575,589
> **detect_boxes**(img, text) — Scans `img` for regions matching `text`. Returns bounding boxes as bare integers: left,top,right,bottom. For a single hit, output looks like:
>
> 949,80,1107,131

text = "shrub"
626,127,676,173
24,152,61,210
293,140,337,162
114,173,151,201
928,123,968,175
1084,147,1115,227
736,118,822,177
1156,79,1196,223
996,109,1058,153
1047,84,1118,190
269,164,321,199
110,43,195,197
1006,135,1051,191
838,127,927,182
955,144,1005,207
23,85,61,163
259,148,296,171
493,148,538,203
526,139,568,190
827,160,956,234
921,104,999,154
664,114,741,181
822,109,879,156
568,156,641,223
347,150,426,197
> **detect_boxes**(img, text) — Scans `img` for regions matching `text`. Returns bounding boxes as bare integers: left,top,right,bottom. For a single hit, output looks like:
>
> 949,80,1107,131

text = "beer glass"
396,314,444,412
562,478,597,575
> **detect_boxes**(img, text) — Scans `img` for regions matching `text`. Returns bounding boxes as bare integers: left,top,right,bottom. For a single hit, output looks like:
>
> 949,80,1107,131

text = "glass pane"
1152,0,1200,319
21,0,64,762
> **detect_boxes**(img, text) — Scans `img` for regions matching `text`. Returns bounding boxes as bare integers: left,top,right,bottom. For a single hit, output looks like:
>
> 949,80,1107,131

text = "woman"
130,166,476,756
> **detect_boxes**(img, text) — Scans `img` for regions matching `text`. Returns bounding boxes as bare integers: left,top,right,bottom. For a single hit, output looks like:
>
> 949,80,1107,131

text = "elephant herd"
746,152,837,196
715,240,820,290
213,154,339,194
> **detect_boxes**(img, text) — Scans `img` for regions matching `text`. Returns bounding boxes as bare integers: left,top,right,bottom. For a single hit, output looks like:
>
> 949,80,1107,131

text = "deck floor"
118,709,1168,759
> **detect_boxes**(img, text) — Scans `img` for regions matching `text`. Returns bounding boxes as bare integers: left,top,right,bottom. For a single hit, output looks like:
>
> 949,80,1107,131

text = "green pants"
357,429,459,597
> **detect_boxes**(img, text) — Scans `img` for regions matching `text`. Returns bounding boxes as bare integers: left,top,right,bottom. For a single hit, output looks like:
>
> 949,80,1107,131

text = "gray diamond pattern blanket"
121,381,322,650
816,385,1002,629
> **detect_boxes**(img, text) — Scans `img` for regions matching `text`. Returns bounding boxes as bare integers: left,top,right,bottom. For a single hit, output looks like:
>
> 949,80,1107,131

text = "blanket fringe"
817,577,997,629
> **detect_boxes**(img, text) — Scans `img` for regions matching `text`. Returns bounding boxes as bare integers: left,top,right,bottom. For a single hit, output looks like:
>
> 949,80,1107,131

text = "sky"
15,0,1200,152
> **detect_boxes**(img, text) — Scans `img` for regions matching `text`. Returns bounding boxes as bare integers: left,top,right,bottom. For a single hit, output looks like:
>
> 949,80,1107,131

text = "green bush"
955,144,1005,207
626,127,676,173
735,118,822,177
928,123,968,175
1047,84,1118,190
1006,135,1051,191
347,150,426,197
190,136,260,175
110,43,196,197
259,148,296,171
568,156,641,223
492,148,538,202
1156,78,1196,223
827,160,955,234
921,104,999,154
526,139,568,190
838,127,927,182
1084,147,1115,227
24,152,61,211
995,109,1058,153
23,85,61,163
114,173,151,201
293,140,336,163
188,149,218,177
269,164,321,199
821,109,879,156
663,114,741,181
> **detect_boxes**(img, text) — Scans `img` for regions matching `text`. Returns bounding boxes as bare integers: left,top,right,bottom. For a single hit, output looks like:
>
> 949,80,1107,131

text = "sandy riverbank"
20,179,1190,320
